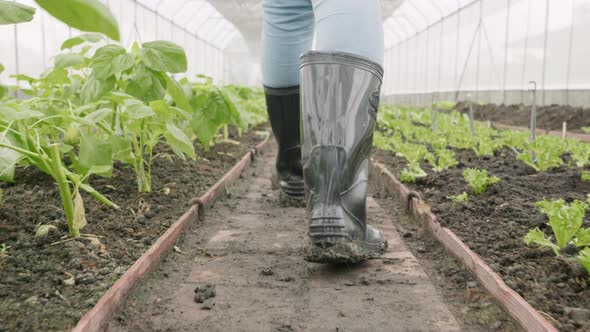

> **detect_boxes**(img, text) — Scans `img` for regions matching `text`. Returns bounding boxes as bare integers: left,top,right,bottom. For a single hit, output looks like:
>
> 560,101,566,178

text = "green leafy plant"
574,228,590,247
189,76,243,148
0,0,36,24
568,140,590,167
462,168,500,195
447,192,468,205
35,0,120,41
0,104,119,237
472,136,502,157
524,199,589,255
577,247,590,274
517,136,565,172
426,148,458,172
0,243,10,258
582,170,590,182
582,127,590,134
400,163,427,183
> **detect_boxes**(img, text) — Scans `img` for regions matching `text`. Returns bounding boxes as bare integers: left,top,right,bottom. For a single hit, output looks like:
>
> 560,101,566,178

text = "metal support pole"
541,0,550,106
454,5,461,101
13,25,19,89
521,0,532,104
565,0,576,105
41,11,47,70
502,0,512,104
437,18,445,96
424,28,430,104
475,0,483,102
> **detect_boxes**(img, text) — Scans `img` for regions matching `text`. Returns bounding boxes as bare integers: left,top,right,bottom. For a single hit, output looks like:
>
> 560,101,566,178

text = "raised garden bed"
0,130,267,331
454,102,590,133
373,145,590,331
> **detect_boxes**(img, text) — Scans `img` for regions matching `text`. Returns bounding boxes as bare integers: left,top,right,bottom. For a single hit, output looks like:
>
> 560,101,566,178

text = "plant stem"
48,144,78,237
0,142,40,158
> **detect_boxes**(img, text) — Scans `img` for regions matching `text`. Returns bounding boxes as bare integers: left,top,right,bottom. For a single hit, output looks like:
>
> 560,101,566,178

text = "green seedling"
462,168,500,195
447,192,469,205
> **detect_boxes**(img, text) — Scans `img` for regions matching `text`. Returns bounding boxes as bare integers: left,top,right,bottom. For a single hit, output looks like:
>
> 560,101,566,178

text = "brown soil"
454,102,590,132
0,130,264,332
374,147,590,331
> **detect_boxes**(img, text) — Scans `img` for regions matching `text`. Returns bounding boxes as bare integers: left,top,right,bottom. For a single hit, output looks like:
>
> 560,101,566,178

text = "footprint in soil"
194,283,216,303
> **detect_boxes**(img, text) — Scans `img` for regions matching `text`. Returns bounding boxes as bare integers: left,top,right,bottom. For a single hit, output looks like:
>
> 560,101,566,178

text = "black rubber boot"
300,51,387,264
264,86,305,205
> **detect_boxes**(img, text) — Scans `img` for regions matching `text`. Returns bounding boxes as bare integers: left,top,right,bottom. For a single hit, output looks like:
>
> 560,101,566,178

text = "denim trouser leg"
262,0,384,89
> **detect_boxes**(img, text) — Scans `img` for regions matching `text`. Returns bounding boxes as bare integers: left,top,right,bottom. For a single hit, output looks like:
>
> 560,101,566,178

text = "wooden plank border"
370,159,558,332
73,132,271,332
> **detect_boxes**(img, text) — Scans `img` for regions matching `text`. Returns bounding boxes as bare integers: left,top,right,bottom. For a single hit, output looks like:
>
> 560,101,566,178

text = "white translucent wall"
0,0,243,88
382,0,590,106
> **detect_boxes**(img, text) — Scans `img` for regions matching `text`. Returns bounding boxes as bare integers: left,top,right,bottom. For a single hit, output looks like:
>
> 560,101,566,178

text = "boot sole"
303,239,388,265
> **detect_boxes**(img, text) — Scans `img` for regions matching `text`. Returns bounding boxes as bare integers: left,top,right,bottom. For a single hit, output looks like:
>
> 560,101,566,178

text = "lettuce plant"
524,199,589,255
577,247,590,274
447,192,468,205
568,140,590,167
426,148,458,172
518,136,565,172
462,168,500,195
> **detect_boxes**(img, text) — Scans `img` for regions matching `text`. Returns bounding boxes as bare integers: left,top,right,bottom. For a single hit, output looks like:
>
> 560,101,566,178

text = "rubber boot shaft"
264,86,305,201
300,51,386,263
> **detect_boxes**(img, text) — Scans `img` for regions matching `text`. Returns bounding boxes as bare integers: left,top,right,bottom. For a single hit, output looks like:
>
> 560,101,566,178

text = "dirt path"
108,147,461,331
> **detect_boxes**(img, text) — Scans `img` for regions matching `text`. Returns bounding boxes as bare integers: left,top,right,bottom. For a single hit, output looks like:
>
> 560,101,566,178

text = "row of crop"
374,104,590,274
0,34,267,239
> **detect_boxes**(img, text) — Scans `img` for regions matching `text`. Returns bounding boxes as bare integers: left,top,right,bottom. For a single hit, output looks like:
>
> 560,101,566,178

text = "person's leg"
262,0,314,203
262,0,314,88
301,0,387,263
312,0,384,65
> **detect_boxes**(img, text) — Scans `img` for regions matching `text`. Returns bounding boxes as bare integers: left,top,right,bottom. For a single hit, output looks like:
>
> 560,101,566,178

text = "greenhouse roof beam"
134,0,222,52
386,0,477,50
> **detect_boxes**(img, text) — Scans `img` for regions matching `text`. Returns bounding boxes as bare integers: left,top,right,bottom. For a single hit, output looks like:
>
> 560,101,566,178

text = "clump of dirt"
374,147,590,331
0,130,265,331
454,102,590,132
194,283,216,303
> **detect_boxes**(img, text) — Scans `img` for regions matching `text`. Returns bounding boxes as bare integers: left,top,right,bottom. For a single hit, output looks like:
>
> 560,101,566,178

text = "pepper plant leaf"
164,122,196,160
140,41,187,73
166,76,191,113
91,45,134,79
81,75,115,104
0,1,36,25
34,0,120,41
78,134,113,178
61,33,104,50
54,53,86,68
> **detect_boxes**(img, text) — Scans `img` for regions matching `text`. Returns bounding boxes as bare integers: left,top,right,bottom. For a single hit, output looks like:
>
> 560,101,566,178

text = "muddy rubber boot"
264,86,305,205
300,51,387,264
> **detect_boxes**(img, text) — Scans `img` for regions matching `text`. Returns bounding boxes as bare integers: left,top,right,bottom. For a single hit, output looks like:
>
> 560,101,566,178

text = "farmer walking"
262,0,387,263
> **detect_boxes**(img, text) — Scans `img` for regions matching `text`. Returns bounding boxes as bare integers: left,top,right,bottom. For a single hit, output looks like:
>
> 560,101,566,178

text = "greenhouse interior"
1,0,590,331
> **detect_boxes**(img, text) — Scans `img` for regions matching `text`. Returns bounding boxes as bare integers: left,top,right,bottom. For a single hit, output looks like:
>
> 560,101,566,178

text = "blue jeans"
262,0,384,88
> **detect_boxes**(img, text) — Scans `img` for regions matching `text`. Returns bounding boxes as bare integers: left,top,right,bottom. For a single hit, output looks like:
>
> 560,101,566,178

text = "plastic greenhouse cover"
135,0,239,50
384,0,476,48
